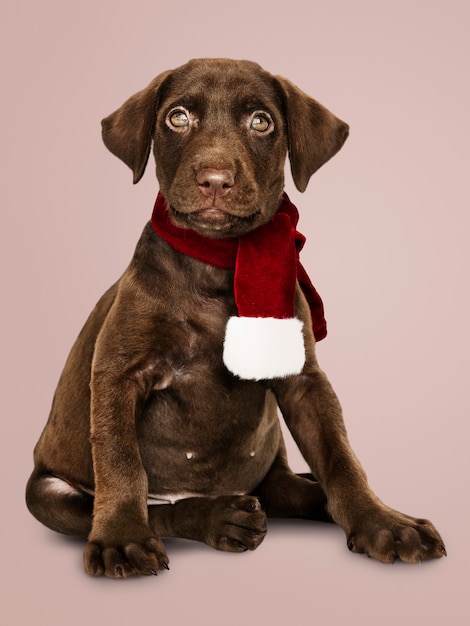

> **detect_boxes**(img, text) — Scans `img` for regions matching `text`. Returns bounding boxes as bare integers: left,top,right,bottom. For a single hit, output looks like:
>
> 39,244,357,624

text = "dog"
26,58,446,578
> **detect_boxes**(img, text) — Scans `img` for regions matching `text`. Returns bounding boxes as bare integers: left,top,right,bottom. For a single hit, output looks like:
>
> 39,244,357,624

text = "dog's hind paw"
205,495,267,552
83,535,169,578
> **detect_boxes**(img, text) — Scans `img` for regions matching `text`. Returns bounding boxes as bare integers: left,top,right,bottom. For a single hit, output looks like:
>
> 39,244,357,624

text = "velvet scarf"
150,191,326,379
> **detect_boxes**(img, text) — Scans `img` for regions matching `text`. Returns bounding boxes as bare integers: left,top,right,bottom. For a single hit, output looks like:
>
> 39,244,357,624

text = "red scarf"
150,192,326,342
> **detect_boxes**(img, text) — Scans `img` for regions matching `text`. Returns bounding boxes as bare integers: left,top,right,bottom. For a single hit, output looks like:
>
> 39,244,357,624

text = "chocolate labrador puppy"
26,58,446,578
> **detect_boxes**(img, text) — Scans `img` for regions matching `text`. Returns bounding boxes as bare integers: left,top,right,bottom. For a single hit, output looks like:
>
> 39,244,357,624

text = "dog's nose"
196,168,234,198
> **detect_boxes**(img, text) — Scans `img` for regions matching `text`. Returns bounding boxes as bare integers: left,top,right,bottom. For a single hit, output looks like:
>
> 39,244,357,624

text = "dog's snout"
196,168,234,198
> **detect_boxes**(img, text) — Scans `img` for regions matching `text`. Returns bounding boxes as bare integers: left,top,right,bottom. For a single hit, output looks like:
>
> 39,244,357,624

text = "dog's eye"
250,112,272,133
167,108,190,128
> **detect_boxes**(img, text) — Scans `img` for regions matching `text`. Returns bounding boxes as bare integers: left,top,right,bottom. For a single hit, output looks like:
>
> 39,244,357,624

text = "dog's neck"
150,191,327,344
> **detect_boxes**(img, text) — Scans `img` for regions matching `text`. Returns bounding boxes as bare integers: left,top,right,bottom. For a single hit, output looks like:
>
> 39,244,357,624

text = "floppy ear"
101,71,172,184
275,76,349,192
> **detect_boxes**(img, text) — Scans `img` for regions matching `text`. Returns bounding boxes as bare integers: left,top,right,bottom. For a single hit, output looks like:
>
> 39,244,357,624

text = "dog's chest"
131,239,282,494
136,321,280,496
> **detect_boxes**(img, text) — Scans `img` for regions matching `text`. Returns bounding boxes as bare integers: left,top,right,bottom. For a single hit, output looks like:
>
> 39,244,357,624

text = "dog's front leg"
84,357,169,578
272,364,446,563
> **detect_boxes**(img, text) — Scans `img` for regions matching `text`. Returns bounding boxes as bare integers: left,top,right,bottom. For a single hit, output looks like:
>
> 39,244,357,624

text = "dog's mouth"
170,206,259,238
196,207,229,222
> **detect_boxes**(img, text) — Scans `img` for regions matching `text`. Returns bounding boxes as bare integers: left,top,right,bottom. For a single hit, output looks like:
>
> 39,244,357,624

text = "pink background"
2,0,469,623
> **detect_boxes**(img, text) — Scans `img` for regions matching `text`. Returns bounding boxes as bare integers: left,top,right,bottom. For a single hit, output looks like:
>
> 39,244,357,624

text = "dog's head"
102,58,348,238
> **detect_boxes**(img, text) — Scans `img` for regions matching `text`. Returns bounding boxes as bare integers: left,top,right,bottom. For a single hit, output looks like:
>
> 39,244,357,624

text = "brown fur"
26,58,445,578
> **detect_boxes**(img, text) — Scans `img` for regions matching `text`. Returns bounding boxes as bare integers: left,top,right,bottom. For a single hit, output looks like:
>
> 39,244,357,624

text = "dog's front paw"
205,495,267,553
345,506,446,564
83,535,169,578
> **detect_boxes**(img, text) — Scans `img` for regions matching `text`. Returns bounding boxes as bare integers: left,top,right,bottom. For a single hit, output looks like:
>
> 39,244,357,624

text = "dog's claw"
115,565,123,578
149,569,158,576
441,546,447,557
160,562,170,571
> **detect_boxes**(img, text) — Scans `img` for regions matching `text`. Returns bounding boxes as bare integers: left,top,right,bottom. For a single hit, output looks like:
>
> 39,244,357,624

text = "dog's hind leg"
252,451,332,522
26,472,93,538
26,473,268,554
26,474,268,574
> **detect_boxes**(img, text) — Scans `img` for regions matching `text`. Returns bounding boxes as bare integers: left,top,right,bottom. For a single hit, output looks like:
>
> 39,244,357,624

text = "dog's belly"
137,378,281,499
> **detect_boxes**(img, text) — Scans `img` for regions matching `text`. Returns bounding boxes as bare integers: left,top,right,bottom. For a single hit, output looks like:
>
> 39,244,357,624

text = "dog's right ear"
101,71,172,184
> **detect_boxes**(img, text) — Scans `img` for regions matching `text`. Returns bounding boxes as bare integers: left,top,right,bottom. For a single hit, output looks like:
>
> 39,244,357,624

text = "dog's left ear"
274,76,349,192
101,71,172,184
